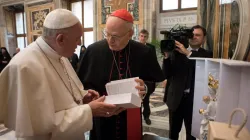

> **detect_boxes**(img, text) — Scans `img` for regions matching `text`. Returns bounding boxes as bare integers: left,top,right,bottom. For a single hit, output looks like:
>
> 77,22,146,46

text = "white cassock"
0,37,92,140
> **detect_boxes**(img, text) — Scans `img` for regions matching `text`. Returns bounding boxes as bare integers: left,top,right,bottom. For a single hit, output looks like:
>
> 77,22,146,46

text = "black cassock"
78,39,164,140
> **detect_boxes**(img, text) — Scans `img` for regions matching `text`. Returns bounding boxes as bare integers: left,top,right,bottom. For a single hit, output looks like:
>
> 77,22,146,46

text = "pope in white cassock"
0,9,123,140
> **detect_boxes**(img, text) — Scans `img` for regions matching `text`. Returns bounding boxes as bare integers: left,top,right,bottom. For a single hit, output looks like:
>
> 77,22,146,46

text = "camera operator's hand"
163,52,169,59
175,40,191,56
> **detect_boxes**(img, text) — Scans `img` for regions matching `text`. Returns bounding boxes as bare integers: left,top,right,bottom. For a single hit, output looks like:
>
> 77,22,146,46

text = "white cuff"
142,84,148,99
186,51,192,58
144,84,148,93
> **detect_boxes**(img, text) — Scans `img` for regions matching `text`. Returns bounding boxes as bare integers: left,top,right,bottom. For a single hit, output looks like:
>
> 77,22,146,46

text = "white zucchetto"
43,9,80,29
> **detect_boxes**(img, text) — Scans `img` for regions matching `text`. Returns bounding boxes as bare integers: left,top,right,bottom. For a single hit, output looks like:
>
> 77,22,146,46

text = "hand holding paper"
88,96,117,117
134,78,146,99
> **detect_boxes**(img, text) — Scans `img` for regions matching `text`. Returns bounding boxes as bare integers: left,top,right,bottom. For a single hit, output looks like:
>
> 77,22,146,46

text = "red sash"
127,108,142,140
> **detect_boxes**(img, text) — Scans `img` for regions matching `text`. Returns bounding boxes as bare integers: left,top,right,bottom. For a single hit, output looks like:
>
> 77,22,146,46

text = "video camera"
160,25,194,53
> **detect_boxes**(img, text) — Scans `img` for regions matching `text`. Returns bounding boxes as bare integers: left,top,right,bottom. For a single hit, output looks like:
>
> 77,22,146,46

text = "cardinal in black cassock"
78,9,164,140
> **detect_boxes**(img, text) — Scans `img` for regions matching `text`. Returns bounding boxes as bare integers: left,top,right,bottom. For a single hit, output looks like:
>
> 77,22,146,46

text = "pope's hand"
89,96,122,117
135,78,146,99
82,89,100,104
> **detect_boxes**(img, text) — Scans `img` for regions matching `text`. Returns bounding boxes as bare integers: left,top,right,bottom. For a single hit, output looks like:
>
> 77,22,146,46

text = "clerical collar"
109,41,131,81
110,41,129,52
187,45,200,51
36,37,61,61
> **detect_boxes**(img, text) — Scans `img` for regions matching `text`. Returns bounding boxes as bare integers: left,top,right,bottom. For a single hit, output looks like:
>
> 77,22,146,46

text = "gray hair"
42,26,68,39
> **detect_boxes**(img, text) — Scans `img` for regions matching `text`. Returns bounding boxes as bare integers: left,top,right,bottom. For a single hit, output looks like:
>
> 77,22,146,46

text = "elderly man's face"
57,22,83,57
105,17,133,51
189,28,205,47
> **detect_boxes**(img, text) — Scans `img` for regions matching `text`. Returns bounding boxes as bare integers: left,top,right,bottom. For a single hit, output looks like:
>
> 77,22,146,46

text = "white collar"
187,45,200,51
36,37,61,61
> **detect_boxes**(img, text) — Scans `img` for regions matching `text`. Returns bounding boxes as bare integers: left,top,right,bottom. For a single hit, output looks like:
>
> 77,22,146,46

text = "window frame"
160,0,197,13
15,11,27,49
69,0,94,45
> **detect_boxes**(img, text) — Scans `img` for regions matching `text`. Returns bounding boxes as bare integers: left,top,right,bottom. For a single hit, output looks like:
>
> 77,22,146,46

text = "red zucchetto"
110,9,133,23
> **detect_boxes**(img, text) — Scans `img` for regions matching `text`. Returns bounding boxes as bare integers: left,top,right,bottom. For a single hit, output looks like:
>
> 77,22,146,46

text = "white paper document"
105,77,139,96
104,77,141,108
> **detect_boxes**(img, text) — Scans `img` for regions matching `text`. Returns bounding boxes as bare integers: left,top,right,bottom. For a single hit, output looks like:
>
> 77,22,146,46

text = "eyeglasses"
103,29,130,42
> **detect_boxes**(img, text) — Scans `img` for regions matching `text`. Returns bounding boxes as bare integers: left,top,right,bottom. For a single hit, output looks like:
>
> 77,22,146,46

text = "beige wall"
155,0,197,41
0,0,218,56
0,0,65,55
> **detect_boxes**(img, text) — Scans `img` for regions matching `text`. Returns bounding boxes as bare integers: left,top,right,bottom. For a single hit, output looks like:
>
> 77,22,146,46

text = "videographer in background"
163,25,212,140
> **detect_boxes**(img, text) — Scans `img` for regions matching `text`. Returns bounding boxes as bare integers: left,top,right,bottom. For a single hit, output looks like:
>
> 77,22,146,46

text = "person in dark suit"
79,45,86,61
0,50,3,73
68,53,79,72
163,25,212,140
138,29,157,125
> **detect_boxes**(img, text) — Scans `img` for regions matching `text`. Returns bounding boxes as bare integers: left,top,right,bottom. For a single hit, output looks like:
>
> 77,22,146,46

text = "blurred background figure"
0,47,11,73
79,45,86,61
13,47,20,57
69,52,79,72
0,49,2,73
